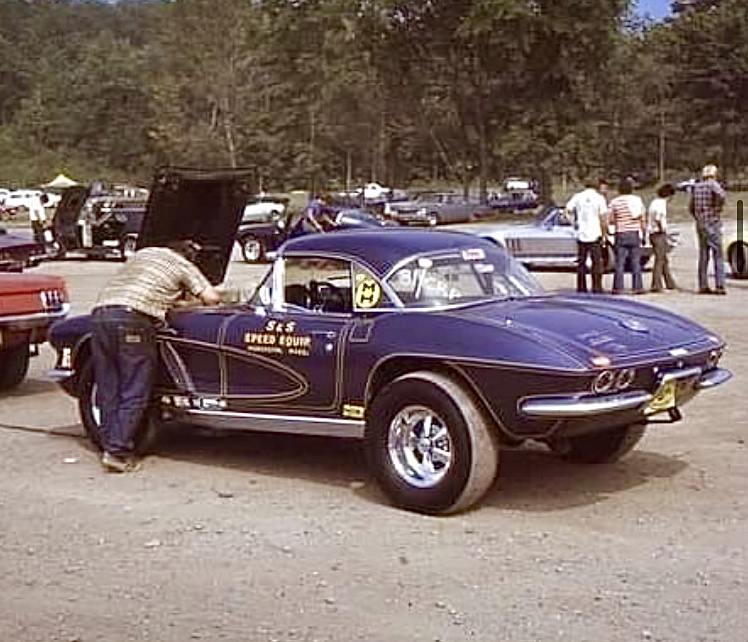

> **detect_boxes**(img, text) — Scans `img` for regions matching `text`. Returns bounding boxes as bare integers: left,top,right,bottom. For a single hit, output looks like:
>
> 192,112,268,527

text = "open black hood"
138,167,254,284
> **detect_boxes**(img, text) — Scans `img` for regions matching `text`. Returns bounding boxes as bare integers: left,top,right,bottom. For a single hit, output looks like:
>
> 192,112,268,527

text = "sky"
636,0,672,19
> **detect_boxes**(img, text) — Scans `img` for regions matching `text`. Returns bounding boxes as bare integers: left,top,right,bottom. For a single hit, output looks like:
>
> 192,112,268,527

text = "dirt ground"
0,228,746,642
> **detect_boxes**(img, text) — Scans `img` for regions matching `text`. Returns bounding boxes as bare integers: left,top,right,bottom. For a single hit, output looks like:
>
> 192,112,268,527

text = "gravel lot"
0,229,746,642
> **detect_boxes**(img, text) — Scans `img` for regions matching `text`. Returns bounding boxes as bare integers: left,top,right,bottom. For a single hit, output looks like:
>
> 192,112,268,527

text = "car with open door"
48,171,730,515
50,184,147,260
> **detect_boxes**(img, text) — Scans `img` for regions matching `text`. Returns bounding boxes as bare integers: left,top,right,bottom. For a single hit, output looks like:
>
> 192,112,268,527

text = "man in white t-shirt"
565,179,609,293
648,183,677,292
27,194,48,245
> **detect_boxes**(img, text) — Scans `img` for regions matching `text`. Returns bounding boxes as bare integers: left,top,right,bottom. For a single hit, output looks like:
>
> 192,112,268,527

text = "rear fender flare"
364,356,519,445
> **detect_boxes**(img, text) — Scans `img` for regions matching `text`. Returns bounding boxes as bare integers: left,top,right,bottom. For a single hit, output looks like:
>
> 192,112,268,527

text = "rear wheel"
0,340,31,390
240,234,265,263
729,241,748,278
77,360,158,454
548,424,646,464
366,371,499,514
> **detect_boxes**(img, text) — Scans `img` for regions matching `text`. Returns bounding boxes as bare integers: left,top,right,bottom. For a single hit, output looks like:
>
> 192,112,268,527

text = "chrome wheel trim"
123,236,138,258
387,405,453,488
90,381,102,427
242,237,261,261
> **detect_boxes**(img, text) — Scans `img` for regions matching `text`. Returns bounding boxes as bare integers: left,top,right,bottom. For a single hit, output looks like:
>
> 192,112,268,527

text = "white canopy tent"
42,173,79,189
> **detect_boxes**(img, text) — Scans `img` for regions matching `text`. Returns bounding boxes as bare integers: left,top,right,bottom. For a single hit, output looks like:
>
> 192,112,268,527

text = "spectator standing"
90,240,220,473
648,183,677,292
608,177,646,294
689,164,727,295
565,179,608,293
28,194,48,245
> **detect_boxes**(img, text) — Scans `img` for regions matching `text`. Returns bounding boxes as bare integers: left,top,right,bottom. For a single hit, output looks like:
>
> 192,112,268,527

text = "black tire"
77,360,158,454
548,424,646,464
729,241,748,279
240,234,265,263
0,340,31,390
365,371,499,515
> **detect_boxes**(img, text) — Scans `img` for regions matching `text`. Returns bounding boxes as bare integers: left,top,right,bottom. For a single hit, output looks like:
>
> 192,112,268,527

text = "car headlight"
593,370,615,393
615,368,635,390
593,368,637,393
707,349,723,369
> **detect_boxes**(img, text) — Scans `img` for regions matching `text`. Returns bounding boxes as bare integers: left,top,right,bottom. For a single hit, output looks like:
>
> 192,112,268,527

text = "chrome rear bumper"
520,367,731,419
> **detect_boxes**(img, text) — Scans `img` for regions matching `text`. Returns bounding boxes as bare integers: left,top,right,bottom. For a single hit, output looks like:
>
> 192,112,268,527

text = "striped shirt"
609,194,645,234
690,178,725,225
95,247,212,321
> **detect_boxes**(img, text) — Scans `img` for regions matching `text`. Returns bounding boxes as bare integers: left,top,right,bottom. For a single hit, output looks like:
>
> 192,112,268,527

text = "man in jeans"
91,240,220,472
690,164,727,295
608,177,646,294
565,178,609,293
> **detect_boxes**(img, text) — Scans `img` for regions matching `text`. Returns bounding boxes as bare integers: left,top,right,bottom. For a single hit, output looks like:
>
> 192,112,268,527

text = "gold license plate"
645,379,677,415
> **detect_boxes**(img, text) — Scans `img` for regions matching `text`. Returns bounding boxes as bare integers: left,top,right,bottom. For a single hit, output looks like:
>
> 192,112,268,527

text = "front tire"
548,424,646,464
240,234,265,263
0,340,31,390
77,360,158,454
366,371,499,515
729,241,748,278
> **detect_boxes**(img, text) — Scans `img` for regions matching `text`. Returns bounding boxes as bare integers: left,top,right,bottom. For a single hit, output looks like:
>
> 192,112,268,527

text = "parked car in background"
675,178,697,193
486,188,540,214
359,182,391,203
0,271,68,390
241,194,288,224
50,184,147,260
237,206,396,263
384,191,492,226
48,219,729,514
1,189,43,217
451,205,675,271
0,226,47,271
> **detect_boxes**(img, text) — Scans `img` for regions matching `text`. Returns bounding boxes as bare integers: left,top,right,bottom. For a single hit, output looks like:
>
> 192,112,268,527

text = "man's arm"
198,285,221,306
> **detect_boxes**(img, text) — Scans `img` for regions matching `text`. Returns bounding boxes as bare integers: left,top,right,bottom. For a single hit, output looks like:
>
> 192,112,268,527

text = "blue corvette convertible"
48,169,731,514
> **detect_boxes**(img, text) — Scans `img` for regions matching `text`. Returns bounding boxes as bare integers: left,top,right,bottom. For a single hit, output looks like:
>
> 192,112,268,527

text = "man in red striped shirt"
608,177,646,294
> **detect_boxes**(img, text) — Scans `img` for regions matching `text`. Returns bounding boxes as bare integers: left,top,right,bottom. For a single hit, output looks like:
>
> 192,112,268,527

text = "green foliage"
1,0,746,197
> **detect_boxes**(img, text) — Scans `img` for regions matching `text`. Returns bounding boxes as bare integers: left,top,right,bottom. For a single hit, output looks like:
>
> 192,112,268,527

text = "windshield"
385,246,543,308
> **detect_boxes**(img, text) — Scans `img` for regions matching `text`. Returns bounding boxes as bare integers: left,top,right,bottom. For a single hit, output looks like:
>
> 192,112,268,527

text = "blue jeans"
696,220,725,290
91,306,158,457
613,231,643,292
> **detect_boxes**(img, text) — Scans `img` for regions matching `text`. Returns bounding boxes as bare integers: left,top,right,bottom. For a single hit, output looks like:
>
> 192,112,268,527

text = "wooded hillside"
1,0,745,198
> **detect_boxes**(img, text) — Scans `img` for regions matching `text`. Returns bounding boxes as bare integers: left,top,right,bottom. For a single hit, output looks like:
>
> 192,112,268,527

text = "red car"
0,272,69,390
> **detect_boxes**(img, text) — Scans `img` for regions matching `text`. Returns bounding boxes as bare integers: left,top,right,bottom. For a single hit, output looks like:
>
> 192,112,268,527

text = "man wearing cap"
90,240,221,472
689,164,727,294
